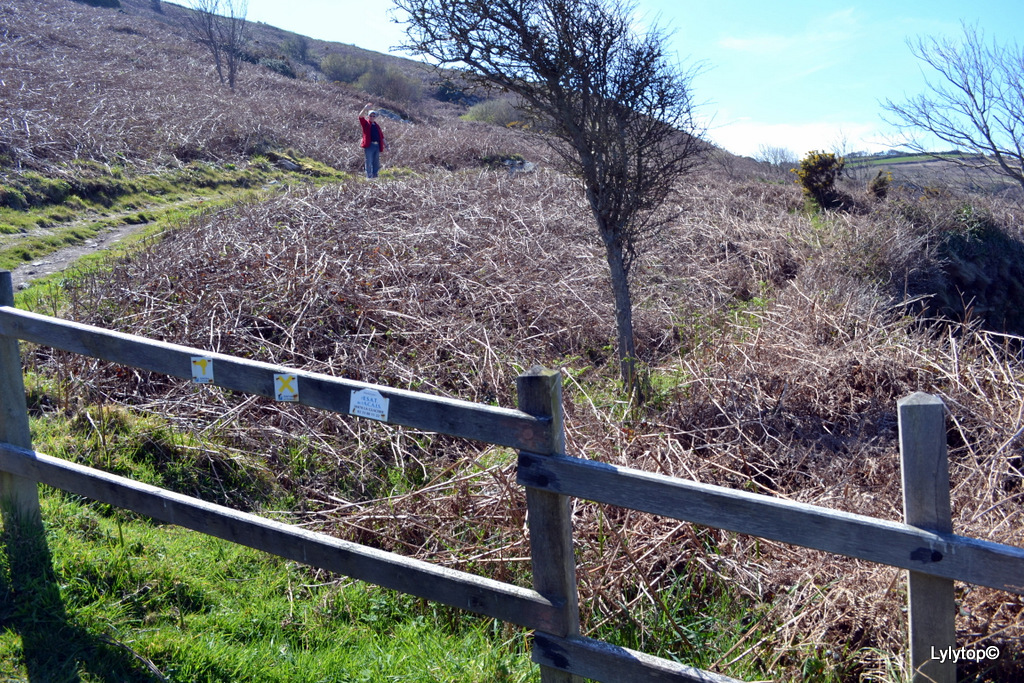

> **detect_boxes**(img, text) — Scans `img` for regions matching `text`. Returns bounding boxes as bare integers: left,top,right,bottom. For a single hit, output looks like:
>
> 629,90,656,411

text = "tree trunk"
603,237,637,392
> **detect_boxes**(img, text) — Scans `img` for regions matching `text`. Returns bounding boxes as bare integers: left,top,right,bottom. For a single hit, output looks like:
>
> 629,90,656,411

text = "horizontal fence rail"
532,634,741,683
0,307,552,453
0,441,568,635
517,452,1024,596
2,276,1023,683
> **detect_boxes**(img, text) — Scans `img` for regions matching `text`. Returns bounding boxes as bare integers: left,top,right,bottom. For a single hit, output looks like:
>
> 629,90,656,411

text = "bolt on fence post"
517,366,583,683
0,271,41,524
898,392,955,683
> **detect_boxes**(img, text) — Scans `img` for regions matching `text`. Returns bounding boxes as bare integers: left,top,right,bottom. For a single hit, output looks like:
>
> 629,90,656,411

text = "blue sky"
242,0,1024,158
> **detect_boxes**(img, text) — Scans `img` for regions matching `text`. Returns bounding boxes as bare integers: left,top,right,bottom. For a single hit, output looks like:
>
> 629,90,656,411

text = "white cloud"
717,8,860,57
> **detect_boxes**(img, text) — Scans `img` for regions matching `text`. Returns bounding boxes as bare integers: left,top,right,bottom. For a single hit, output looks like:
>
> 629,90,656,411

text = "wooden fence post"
0,271,41,523
517,366,583,683
898,392,955,683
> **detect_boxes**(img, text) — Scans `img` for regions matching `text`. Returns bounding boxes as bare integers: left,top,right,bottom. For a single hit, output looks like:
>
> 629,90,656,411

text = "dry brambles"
36,168,1024,679
4,0,1024,679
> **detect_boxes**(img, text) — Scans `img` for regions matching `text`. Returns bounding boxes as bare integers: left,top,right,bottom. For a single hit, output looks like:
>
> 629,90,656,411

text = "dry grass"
0,0,547,177
6,0,1024,679
27,165,1022,680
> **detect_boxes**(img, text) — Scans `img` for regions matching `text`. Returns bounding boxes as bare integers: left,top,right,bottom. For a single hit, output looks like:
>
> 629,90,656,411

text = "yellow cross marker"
274,373,299,402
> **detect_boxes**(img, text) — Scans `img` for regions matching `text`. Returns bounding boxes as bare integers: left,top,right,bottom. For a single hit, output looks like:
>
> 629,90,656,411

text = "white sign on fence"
191,357,214,383
274,373,299,402
350,388,390,422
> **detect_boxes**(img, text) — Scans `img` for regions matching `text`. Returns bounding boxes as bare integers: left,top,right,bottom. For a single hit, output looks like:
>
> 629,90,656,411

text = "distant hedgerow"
72,0,121,7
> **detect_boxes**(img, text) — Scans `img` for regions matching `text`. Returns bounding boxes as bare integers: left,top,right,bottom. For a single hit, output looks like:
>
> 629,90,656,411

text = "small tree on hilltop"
185,0,249,90
394,0,707,392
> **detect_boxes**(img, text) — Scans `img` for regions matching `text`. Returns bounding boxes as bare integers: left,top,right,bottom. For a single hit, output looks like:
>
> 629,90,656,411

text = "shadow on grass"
0,510,166,682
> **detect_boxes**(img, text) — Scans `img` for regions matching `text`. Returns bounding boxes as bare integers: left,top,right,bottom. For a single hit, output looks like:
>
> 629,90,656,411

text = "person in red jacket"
358,103,386,178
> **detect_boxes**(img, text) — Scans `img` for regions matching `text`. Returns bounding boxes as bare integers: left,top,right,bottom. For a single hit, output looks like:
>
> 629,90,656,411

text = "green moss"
0,173,71,209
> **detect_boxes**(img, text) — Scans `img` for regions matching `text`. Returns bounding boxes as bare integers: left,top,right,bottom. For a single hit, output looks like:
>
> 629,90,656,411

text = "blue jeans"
364,143,380,178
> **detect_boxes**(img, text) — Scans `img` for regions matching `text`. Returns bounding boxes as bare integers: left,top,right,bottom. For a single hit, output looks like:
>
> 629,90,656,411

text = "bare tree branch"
883,23,1024,195
395,0,707,391
184,0,249,90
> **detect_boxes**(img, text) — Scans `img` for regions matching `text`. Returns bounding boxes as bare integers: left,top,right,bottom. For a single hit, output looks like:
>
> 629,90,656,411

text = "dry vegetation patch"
6,0,1023,677
29,165,1023,679
1,0,548,178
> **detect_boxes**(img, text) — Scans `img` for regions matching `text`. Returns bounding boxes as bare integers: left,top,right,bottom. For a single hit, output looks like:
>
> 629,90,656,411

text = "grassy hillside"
845,152,1022,198
2,0,1024,681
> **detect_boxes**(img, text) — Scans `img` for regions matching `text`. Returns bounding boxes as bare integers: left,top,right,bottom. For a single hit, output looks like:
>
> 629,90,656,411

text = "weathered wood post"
898,392,955,683
517,366,583,683
0,271,41,523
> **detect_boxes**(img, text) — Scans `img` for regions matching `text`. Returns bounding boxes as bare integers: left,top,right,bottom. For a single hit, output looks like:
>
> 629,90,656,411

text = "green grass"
0,157,353,271
0,367,537,682
845,151,986,168
0,495,537,682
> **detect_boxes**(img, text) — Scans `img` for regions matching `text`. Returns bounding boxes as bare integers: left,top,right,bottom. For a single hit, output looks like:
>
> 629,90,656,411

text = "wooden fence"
0,269,1022,683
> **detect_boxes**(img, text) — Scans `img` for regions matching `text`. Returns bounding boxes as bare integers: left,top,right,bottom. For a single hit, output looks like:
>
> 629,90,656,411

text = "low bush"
320,53,373,84
356,65,423,103
434,78,480,106
464,99,527,128
793,150,846,209
867,169,892,199
258,57,297,79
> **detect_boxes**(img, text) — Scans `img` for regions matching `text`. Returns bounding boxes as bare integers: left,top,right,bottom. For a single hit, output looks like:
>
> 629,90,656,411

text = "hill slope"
2,1,1024,681
1,0,541,176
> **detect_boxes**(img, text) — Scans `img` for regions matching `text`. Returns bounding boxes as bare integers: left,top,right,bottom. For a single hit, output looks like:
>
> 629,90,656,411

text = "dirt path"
9,220,153,290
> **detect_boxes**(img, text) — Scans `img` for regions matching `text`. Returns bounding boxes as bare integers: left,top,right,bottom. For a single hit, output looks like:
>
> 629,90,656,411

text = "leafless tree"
883,23,1024,195
756,144,797,168
184,0,249,90
755,144,797,180
394,0,706,392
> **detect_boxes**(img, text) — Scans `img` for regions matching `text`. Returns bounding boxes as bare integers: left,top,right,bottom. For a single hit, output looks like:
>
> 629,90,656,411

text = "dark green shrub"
259,58,297,79
792,150,845,209
320,53,372,84
72,0,121,7
357,65,422,103
868,170,892,199
464,99,526,127
282,36,310,64
435,78,480,105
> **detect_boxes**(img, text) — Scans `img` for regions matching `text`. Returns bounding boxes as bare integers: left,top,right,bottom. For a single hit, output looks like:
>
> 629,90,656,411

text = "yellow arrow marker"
191,357,214,383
